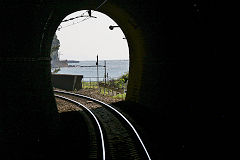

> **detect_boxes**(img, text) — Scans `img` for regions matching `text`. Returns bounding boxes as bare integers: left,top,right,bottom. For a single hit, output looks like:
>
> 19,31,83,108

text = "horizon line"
59,59,129,61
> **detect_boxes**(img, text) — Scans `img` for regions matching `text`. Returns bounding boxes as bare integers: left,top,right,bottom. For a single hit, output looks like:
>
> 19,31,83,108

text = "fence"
82,77,104,88
81,77,127,100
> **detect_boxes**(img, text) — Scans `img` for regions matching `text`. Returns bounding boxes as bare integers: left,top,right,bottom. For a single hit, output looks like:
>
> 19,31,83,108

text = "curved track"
54,89,151,160
55,94,105,160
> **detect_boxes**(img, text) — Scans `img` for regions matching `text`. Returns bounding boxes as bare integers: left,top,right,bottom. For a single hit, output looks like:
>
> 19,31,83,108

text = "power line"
57,16,92,30
57,0,108,31
95,0,108,10
62,14,91,23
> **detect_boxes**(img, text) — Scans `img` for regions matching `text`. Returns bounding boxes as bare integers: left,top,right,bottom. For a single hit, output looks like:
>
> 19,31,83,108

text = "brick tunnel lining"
40,1,225,158
0,1,224,159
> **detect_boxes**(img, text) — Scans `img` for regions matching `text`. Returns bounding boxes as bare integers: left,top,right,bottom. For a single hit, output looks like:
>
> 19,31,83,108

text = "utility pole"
103,60,107,95
104,60,107,85
96,54,99,83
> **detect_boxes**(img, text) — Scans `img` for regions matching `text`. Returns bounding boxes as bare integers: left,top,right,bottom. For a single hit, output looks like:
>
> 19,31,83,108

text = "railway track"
54,89,151,160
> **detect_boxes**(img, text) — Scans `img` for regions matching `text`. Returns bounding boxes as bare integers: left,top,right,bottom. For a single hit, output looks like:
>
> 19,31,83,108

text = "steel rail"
54,94,105,160
54,89,152,160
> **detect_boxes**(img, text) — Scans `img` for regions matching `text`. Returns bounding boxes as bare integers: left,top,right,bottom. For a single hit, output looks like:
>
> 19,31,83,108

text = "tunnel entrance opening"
0,1,222,160
41,3,149,158
51,10,130,101
39,1,147,104
47,7,146,159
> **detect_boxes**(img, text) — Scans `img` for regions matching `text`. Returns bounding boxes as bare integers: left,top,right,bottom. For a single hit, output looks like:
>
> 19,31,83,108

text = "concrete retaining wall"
51,74,83,91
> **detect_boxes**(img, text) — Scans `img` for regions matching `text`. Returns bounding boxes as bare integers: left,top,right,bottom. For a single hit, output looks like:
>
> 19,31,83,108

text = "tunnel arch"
0,1,222,159
41,0,147,103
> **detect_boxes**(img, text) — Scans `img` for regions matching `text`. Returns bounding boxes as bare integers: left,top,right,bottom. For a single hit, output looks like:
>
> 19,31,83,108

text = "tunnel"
0,0,225,159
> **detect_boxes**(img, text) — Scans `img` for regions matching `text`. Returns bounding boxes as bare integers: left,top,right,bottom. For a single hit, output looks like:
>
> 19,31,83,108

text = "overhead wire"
61,10,89,23
57,0,108,30
95,0,108,10
58,16,91,30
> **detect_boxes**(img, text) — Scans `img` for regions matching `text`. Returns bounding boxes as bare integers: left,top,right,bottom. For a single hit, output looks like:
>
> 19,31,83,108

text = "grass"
82,81,98,89
82,81,127,100
99,88,126,100
113,93,126,99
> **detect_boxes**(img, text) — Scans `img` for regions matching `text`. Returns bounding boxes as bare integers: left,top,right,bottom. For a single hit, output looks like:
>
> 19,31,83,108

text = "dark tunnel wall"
0,1,59,136
0,0,226,159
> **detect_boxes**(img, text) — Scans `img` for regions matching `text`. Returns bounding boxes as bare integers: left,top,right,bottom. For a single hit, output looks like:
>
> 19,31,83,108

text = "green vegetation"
82,81,98,89
81,72,128,100
113,93,126,99
52,68,61,73
108,72,128,89
99,88,126,100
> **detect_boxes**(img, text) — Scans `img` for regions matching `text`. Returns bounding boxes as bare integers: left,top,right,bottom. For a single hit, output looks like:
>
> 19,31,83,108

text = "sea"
52,60,129,82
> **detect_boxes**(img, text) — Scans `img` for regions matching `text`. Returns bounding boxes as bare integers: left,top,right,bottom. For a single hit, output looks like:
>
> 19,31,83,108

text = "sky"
56,10,129,61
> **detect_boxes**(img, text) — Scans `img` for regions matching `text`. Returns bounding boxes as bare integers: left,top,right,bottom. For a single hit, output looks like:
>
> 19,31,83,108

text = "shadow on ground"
111,100,227,160
0,111,89,160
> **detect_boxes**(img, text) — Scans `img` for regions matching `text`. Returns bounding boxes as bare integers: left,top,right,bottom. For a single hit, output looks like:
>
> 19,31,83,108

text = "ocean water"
53,60,129,81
